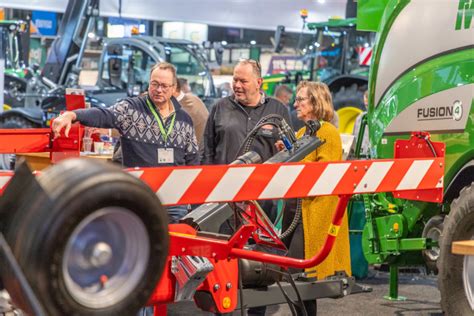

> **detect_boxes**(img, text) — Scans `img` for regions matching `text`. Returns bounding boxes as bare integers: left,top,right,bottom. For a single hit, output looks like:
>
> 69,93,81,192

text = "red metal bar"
0,129,51,153
228,195,351,269
168,195,351,269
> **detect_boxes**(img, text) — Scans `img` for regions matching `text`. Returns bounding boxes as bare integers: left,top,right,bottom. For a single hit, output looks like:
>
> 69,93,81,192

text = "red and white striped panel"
358,47,372,66
127,158,444,206
0,172,14,195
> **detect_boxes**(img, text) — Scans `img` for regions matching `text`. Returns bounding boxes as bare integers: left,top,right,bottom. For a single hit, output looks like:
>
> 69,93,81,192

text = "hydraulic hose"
279,198,302,240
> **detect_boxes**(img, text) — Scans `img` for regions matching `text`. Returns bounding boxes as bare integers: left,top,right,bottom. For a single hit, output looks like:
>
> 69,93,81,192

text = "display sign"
31,11,57,36
266,56,307,75
163,22,208,44
107,17,147,38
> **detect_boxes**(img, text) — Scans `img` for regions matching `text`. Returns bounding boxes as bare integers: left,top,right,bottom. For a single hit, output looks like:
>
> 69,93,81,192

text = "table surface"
16,152,113,170
452,240,474,256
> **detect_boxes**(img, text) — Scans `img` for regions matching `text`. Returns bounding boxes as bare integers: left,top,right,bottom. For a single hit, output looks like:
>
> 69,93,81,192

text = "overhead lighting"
309,45,314,50
314,42,320,47
250,40,256,45
88,32,96,39
221,40,228,46
303,48,307,53
318,0,325,3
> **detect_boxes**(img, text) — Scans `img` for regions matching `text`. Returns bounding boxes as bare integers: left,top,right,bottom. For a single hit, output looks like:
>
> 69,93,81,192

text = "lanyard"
146,98,176,143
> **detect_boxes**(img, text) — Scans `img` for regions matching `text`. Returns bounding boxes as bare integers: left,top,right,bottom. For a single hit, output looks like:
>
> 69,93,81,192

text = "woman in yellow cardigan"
279,81,351,314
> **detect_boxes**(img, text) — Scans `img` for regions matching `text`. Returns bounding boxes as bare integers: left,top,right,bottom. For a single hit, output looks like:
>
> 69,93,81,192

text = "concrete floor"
167,269,443,315
0,269,443,315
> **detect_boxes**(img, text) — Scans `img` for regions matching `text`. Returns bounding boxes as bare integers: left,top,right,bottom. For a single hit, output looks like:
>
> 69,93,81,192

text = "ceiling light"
317,0,326,3
221,40,228,46
250,40,256,45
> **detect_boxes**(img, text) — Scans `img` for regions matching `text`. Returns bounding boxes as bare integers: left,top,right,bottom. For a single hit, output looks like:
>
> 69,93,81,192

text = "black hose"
279,198,302,240
286,271,308,316
233,114,288,160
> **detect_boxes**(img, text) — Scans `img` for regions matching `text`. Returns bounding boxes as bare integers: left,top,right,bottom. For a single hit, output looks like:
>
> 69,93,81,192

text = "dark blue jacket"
75,95,199,168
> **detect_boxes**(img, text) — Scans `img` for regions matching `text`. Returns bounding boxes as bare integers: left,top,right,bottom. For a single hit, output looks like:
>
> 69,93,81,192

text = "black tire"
332,84,365,111
1,159,169,315
4,76,27,108
422,215,445,274
0,115,37,129
438,182,474,315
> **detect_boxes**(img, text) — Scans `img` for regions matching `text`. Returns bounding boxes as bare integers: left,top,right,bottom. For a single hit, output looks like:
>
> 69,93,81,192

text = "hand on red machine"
52,111,77,139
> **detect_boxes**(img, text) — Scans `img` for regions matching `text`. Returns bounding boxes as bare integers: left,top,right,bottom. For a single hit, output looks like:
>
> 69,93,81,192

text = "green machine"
0,20,37,109
352,0,474,314
263,17,375,133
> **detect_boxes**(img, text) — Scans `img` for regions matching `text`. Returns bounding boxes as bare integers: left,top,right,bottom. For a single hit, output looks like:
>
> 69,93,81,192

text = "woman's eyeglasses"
294,97,309,103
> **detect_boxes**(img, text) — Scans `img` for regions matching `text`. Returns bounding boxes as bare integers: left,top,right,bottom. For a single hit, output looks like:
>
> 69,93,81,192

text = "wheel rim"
336,106,363,134
425,226,442,261
62,207,150,309
463,236,474,311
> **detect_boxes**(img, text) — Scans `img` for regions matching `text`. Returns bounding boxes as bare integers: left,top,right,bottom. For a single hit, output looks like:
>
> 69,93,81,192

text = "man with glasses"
52,62,199,222
202,59,291,165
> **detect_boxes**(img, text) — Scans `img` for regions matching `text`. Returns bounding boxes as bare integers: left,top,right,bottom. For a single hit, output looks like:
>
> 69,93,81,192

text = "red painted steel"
128,157,444,206
0,128,51,153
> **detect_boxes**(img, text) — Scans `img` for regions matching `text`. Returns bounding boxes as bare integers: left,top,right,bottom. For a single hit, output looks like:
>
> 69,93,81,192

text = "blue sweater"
74,95,199,168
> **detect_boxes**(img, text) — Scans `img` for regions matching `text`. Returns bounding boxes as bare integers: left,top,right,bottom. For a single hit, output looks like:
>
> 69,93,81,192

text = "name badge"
158,148,174,164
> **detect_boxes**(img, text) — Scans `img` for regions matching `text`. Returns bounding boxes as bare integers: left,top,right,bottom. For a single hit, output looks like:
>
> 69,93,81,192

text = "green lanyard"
146,98,176,143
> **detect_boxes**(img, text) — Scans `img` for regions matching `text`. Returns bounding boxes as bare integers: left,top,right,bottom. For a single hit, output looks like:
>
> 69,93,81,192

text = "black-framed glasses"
149,81,174,90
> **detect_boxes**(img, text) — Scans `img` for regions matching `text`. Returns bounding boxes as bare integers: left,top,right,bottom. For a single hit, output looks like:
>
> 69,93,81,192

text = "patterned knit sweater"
75,95,199,168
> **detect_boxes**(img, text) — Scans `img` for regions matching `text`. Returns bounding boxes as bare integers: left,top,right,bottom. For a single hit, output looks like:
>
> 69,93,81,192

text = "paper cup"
94,142,104,154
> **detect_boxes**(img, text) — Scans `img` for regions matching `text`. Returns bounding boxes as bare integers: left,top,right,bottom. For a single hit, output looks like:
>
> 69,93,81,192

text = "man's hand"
52,111,77,139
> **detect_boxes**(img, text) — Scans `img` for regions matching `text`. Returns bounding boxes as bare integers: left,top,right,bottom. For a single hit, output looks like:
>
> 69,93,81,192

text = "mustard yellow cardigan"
296,122,352,279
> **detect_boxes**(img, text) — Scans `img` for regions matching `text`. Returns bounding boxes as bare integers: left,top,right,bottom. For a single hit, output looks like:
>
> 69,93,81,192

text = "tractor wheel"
438,182,474,315
332,84,365,134
332,84,365,112
422,215,445,274
1,159,169,315
0,115,39,169
0,115,37,129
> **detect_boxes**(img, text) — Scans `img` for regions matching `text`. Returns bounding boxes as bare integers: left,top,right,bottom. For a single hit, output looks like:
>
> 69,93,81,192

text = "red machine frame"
0,125,445,315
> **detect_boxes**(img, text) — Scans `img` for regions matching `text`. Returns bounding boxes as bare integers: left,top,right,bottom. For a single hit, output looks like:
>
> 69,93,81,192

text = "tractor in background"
263,17,375,133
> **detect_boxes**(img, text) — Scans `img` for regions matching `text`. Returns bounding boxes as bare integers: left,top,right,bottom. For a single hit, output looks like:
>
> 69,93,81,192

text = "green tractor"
0,20,48,110
263,17,375,133
351,0,473,314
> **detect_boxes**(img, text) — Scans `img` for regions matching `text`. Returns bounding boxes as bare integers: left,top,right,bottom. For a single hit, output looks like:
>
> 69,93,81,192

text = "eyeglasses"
238,58,262,77
294,97,309,103
149,81,174,90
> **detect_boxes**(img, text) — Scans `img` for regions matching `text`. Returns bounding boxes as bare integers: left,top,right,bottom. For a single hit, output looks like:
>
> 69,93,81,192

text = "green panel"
369,49,474,189
456,0,474,30
356,0,390,31
386,238,427,251
307,18,357,30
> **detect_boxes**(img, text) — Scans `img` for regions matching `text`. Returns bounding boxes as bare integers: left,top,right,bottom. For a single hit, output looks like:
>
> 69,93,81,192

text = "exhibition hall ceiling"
2,0,347,32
